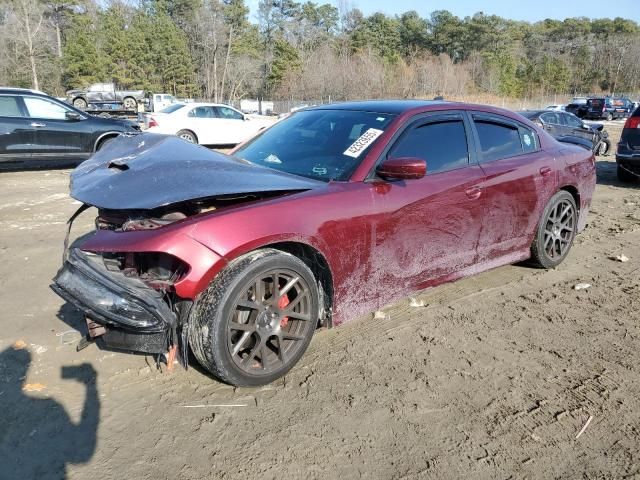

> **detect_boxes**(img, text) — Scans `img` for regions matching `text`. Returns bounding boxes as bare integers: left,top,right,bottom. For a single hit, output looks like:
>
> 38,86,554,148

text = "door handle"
540,166,552,177
465,186,483,200
30,122,46,128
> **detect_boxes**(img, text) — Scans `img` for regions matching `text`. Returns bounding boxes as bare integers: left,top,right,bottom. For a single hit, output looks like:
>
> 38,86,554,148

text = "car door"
471,112,558,261
0,94,35,163
539,111,564,139
214,106,248,144
185,106,217,144
370,112,486,291
22,95,93,159
561,113,594,145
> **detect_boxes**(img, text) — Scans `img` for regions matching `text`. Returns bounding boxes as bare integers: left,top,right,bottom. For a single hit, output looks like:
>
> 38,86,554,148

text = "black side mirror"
66,111,82,121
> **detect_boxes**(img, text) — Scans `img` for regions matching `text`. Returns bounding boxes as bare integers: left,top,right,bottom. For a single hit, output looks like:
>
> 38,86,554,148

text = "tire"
605,112,613,121
123,97,137,110
189,248,319,386
617,164,637,183
73,97,88,109
177,129,197,144
530,191,578,269
595,139,610,156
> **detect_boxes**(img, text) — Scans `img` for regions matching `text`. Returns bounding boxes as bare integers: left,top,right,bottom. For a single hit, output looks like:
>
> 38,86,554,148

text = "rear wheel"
177,129,197,144
530,191,577,269
617,164,637,183
123,97,137,110
189,249,319,386
605,112,613,121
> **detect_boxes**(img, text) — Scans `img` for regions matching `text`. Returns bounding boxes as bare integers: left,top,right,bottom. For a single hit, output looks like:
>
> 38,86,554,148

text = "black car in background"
0,88,139,167
565,97,588,118
520,110,607,153
617,106,640,182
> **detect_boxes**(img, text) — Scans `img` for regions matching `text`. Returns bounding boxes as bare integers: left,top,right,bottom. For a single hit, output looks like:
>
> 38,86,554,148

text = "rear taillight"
624,117,640,129
148,116,159,128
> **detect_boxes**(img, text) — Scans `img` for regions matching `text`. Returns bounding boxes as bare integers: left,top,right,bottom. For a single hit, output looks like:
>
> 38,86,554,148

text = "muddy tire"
189,249,319,387
530,191,577,269
177,129,197,144
617,164,637,183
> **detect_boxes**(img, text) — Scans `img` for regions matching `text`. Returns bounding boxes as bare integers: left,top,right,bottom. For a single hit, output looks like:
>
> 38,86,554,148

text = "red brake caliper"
278,294,290,327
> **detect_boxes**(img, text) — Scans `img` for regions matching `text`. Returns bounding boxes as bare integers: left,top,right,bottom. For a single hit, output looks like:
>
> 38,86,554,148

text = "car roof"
0,87,47,96
310,100,448,114
183,102,238,108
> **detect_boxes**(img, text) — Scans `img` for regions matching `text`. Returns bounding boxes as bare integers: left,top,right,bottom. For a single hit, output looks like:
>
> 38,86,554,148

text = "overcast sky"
246,0,640,23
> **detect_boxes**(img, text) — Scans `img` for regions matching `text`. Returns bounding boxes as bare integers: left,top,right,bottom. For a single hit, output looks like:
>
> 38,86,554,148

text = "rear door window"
0,96,23,117
188,106,216,118
540,112,559,125
389,117,469,175
473,117,524,162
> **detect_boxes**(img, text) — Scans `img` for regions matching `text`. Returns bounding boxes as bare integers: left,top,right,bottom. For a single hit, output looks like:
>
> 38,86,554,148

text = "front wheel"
530,191,577,269
189,249,319,386
595,138,611,156
605,112,613,121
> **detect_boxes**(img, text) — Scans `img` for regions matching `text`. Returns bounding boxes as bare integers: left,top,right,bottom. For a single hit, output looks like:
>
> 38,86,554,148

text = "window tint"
389,119,469,175
188,106,216,118
216,106,243,120
0,96,22,117
474,119,523,162
24,97,72,120
160,103,185,114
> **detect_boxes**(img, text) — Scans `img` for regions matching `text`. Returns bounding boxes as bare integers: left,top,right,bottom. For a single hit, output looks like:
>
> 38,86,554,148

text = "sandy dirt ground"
1,122,639,479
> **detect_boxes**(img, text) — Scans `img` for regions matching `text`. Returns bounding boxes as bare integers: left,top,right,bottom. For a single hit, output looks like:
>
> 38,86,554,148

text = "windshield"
160,103,185,114
233,109,396,182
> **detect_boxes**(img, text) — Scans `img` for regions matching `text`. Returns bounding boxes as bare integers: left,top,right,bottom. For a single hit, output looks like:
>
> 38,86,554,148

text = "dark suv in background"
617,106,640,182
0,88,139,168
585,97,632,121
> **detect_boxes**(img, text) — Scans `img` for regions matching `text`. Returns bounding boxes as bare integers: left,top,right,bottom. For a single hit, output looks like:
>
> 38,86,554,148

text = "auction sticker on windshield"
343,128,384,158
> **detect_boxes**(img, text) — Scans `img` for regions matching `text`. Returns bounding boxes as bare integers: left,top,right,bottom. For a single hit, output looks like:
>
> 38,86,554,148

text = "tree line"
1,0,639,103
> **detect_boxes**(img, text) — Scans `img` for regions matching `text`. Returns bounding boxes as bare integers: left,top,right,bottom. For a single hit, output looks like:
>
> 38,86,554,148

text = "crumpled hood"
70,133,325,210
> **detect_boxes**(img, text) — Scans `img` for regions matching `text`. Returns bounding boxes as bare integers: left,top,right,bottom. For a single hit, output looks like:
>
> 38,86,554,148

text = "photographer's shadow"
0,347,100,479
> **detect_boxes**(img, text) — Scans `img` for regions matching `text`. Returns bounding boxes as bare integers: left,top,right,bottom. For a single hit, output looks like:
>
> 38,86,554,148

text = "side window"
541,112,558,125
389,119,469,175
216,107,244,120
474,118,524,162
189,106,215,118
564,114,582,128
519,127,538,153
0,96,23,117
23,97,71,120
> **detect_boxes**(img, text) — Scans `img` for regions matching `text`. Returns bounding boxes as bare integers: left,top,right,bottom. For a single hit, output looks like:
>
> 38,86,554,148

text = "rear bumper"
51,248,176,334
616,151,640,167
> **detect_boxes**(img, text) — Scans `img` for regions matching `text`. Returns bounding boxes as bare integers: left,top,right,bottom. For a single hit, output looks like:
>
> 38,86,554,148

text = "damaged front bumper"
51,248,177,353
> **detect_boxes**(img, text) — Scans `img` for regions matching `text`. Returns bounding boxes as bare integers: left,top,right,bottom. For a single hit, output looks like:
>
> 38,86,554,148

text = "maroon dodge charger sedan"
52,101,596,386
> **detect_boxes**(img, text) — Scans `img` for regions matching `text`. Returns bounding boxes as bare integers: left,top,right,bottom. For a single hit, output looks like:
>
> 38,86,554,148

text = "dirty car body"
52,101,596,386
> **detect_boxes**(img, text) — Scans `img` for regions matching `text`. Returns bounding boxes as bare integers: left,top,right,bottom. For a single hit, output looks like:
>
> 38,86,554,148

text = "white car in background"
544,104,566,111
145,103,272,145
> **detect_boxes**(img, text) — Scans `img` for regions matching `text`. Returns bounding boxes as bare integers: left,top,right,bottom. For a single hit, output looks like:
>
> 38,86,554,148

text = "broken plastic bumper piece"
51,248,176,333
